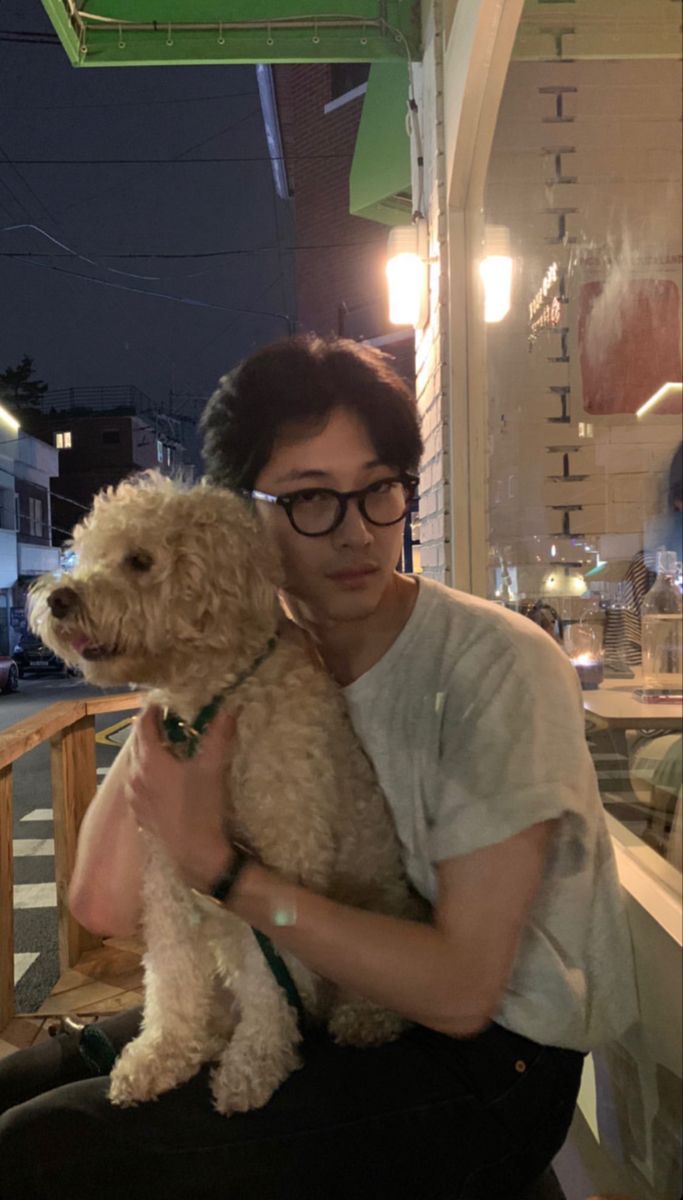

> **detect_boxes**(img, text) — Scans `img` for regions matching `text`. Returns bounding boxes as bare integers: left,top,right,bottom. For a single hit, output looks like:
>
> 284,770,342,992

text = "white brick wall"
414,4,450,585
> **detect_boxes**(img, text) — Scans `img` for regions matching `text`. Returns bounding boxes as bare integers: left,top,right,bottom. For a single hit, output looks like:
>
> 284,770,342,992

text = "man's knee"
0,1098,43,1196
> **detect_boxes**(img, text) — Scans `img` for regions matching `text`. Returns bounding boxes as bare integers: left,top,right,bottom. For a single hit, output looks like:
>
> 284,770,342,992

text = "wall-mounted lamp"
386,220,428,329
541,566,587,597
480,225,512,324
636,381,682,418
0,404,20,434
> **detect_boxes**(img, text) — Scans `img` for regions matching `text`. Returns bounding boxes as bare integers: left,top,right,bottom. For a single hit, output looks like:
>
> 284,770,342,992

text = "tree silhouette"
0,355,48,409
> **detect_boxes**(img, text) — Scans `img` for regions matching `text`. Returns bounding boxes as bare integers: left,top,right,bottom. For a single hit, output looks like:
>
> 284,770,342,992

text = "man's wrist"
222,858,300,931
207,842,253,902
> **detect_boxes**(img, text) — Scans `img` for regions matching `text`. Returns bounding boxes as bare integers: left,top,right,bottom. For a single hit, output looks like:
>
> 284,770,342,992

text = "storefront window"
480,0,682,874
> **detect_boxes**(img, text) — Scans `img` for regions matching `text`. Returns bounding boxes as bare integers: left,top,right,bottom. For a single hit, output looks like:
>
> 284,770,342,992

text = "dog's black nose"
47,587,79,620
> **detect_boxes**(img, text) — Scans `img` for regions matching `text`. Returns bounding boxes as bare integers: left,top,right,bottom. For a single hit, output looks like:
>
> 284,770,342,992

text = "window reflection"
481,0,682,873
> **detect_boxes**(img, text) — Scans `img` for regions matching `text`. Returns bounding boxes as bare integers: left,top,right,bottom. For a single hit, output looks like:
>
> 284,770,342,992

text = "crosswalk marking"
96,717,133,748
13,838,55,857
13,757,108,1000
13,883,57,909
14,952,39,984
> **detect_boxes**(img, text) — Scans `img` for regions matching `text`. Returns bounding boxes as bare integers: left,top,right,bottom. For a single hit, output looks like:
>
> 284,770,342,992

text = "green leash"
252,929,308,1029
160,633,307,1026
161,635,278,758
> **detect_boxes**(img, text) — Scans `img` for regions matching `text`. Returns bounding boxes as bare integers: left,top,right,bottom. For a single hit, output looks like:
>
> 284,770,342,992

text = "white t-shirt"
343,576,639,1052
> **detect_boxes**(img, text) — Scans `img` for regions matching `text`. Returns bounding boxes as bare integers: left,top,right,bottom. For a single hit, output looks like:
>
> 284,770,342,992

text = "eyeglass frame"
243,473,419,537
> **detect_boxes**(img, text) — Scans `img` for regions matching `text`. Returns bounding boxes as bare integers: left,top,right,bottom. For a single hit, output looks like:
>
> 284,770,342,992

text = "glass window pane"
480,0,682,875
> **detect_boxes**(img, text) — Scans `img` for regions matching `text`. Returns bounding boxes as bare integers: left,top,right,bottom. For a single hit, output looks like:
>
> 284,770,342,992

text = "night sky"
0,3,295,410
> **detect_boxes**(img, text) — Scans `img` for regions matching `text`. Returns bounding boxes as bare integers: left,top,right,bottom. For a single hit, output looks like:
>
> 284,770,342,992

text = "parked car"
0,656,19,693
11,631,77,678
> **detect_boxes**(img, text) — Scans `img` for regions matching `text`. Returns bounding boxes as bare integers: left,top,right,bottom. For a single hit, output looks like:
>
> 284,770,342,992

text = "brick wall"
273,65,390,338
413,8,451,585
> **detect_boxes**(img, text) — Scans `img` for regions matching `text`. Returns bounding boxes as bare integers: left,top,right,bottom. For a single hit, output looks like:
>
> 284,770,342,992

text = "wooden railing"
0,693,142,1030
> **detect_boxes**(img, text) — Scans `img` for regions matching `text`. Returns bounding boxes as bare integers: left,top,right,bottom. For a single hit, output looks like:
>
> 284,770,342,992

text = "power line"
16,255,294,323
57,103,265,215
0,92,257,109
0,142,59,228
165,108,261,161
191,276,285,358
0,163,33,222
1,222,188,283
4,155,352,165
0,240,382,259
0,33,59,45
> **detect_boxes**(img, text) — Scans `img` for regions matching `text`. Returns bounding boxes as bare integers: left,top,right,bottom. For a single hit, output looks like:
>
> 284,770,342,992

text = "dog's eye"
125,551,153,573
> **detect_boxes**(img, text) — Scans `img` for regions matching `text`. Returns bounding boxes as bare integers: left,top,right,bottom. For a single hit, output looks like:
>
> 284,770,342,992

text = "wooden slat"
51,716,101,971
0,701,86,770
0,693,142,769
85,693,142,716
0,692,142,1031
0,765,13,1030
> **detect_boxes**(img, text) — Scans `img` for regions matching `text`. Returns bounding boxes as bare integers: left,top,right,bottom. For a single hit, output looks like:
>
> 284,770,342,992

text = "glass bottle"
641,550,683,693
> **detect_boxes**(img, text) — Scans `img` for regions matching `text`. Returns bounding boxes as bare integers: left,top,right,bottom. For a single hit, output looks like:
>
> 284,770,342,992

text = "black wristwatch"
196,842,254,907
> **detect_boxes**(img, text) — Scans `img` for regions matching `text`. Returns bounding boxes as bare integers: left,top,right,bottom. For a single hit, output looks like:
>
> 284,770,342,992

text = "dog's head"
29,472,282,689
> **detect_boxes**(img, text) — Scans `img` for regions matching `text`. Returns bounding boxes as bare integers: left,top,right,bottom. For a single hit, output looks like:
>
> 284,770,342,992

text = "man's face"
254,408,407,625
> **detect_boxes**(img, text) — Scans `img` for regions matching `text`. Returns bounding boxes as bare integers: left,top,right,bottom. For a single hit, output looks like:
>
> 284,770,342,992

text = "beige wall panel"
543,477,608,507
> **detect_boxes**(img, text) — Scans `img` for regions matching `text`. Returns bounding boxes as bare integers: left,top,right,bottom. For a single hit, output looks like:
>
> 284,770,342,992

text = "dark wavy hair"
201,335,422,492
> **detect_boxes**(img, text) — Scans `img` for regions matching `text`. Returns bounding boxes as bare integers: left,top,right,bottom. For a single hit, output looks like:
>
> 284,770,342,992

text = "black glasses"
247,474,418,537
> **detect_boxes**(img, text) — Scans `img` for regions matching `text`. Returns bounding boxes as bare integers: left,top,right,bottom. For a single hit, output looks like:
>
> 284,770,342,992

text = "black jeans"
0,1007,583,1200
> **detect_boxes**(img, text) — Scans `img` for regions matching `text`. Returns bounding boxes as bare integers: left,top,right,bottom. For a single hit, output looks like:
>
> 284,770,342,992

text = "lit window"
156,439,164,464
29,496,44,537
55,431,72,449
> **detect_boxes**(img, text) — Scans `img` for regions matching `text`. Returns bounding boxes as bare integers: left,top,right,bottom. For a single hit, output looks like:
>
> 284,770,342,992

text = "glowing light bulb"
386,253,424,327
0,404,20,433
480,255,513,323
386,222,428,328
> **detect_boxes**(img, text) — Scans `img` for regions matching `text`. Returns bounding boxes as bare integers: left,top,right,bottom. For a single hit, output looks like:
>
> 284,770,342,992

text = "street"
4,675,134,1013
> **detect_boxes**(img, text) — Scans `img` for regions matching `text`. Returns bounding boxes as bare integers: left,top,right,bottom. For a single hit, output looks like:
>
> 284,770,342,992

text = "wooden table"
583,672,683,732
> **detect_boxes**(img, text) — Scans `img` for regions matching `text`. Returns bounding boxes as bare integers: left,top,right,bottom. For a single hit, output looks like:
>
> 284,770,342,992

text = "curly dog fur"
30,473,420,1115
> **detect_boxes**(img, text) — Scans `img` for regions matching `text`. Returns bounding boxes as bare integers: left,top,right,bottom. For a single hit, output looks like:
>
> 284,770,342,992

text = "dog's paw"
210,1043,301,1116
210,1070,279,1117
327,1000,406,1047
108,1040,199,1106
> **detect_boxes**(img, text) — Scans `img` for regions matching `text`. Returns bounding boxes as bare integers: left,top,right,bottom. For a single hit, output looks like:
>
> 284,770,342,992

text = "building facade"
19,387,185,547
0,433,60,654
37,5,683,1194
411,3,682,1195
271,60,416,377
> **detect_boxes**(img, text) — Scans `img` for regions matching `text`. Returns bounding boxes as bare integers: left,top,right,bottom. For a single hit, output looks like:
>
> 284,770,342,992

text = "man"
0,335,637,1199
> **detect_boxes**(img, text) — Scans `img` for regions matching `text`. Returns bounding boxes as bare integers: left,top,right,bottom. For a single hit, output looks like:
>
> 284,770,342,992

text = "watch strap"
209,843,253,903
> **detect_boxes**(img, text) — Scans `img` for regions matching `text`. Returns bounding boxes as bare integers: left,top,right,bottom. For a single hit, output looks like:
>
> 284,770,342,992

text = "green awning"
349,63,412,226
41,2,421,67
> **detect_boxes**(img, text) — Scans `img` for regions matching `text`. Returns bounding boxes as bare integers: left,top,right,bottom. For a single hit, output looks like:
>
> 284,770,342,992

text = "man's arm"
124,707,556,1033
226,819,556,1036
68,735,145,937
71,705,239,938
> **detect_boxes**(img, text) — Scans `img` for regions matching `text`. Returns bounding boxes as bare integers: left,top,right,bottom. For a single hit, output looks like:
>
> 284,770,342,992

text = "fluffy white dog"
30,473,420,1115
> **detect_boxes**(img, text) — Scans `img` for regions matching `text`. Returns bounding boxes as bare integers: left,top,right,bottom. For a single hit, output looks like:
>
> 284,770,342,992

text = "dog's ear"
195,486,283,589
169,486,282,640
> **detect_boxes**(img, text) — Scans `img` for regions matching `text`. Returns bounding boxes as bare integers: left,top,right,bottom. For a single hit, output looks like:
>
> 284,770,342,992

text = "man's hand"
125,704,237,891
